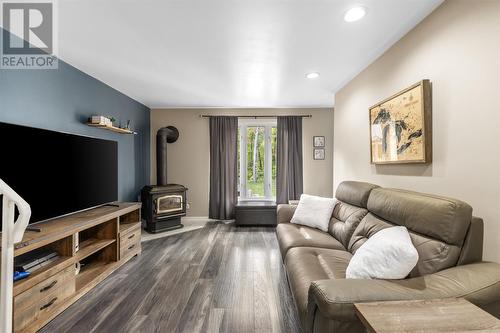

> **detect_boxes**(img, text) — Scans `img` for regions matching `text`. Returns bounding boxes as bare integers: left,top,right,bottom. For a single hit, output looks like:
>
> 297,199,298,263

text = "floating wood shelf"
86,123,137,135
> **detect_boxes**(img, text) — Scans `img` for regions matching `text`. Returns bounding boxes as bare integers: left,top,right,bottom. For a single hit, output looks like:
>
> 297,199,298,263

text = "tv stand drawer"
120,238,140,259
14,264,75,312
14,271,75,332
120,223,141,259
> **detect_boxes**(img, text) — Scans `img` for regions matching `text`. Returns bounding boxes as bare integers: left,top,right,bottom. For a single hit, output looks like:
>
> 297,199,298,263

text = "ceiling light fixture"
344,6,366,22
305,72,320,79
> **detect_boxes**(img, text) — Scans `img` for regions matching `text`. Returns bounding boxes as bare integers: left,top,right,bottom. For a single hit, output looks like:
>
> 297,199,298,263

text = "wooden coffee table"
354,298,500,333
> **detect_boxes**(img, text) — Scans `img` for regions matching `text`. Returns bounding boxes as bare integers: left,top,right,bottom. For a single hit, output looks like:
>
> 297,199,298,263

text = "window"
238,119,277,201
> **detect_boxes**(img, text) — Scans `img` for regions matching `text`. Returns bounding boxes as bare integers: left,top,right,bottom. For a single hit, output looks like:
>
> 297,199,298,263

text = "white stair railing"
0,179,31,333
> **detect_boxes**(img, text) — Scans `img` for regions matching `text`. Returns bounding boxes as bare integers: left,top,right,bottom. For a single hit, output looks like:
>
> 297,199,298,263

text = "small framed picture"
313,136,325,147
314,148,325,160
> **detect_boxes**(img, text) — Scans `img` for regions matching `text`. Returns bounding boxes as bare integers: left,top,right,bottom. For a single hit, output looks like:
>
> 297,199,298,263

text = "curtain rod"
199,115,312,119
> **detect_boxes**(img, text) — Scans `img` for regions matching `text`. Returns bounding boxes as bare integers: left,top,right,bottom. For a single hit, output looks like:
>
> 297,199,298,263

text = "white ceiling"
57,0,443,108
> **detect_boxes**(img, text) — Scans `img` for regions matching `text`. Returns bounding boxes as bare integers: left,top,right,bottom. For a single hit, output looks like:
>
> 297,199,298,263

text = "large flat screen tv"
0,122,118,230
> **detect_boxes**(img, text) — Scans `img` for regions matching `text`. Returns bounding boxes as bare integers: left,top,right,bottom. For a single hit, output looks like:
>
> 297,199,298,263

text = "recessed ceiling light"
305,72,320,79
344,6,366,22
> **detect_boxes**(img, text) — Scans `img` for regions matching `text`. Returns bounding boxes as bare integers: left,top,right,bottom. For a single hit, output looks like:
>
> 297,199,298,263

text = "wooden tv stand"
0,202,142,333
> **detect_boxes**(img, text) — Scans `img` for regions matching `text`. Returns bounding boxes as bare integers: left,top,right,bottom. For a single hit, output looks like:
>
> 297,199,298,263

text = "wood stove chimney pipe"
156,126,179,186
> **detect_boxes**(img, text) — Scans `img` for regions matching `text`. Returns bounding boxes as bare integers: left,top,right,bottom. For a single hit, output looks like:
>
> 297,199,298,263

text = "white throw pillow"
290,194,337,232
346,226,419,279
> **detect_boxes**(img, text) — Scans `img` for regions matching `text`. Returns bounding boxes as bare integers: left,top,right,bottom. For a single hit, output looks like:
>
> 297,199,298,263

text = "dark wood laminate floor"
40,222,303,333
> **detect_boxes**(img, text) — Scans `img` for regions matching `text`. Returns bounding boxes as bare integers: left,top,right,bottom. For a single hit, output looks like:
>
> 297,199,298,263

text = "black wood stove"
141,126,188,233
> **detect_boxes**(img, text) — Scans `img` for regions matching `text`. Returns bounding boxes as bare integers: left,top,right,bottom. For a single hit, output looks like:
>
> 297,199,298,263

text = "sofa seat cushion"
284,247,352,326
276,223,346,258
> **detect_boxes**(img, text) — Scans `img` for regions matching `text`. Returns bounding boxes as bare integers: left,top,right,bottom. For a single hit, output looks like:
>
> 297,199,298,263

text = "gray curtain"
276,116,303,204
209,116,238,220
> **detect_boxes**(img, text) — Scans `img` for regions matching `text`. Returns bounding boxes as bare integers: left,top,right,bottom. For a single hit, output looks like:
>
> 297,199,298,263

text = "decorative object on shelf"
313,136,325,147
106,116,117,125
90,115,112,126
86,116,137,135
369,79,432,164
314,148,325,160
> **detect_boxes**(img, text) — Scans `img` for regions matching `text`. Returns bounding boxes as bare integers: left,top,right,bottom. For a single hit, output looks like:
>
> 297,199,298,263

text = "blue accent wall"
0,33,150,201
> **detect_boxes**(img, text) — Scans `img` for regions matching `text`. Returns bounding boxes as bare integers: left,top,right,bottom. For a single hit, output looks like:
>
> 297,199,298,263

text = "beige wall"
151,108,333,216
333,0,500,262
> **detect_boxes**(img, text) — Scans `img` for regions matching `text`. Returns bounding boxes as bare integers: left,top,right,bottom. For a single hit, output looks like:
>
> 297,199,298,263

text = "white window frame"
238,118,277,201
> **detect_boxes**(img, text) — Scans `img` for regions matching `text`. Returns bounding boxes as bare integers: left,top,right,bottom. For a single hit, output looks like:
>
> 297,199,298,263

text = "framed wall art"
369,79,432,164
313,148,325,160
313,136,325,147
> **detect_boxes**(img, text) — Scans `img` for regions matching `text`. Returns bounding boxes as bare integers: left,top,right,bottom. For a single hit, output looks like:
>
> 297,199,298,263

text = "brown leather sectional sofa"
276,181,500,333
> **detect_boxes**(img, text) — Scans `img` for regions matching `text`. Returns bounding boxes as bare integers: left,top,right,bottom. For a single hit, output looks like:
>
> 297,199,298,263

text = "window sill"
236,199,276,207
238,198,276,203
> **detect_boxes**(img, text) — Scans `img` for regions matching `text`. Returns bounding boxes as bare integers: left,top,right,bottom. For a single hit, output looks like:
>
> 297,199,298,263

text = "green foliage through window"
238,124,277,199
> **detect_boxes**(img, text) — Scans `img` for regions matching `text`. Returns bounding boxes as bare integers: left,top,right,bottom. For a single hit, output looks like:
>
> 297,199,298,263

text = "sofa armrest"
277,204,297,224
307,262,500,325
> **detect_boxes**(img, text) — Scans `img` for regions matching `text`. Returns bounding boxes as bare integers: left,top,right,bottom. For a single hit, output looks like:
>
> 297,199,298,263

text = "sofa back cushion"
348,188,472,277
327,181,378,248
457,216,484,265
335,181,380,208
328,202,368,248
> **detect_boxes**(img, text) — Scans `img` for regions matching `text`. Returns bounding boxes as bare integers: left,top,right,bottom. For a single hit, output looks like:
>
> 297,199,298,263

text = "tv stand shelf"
120,222,138,235
75,238,116,261
0,202,142,333
13,256,73,296
76,260,114,291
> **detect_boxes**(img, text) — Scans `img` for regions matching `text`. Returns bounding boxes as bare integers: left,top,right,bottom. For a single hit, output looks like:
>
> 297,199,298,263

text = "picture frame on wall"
369,79,432,164
313,136,325,147
313,148,325,160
